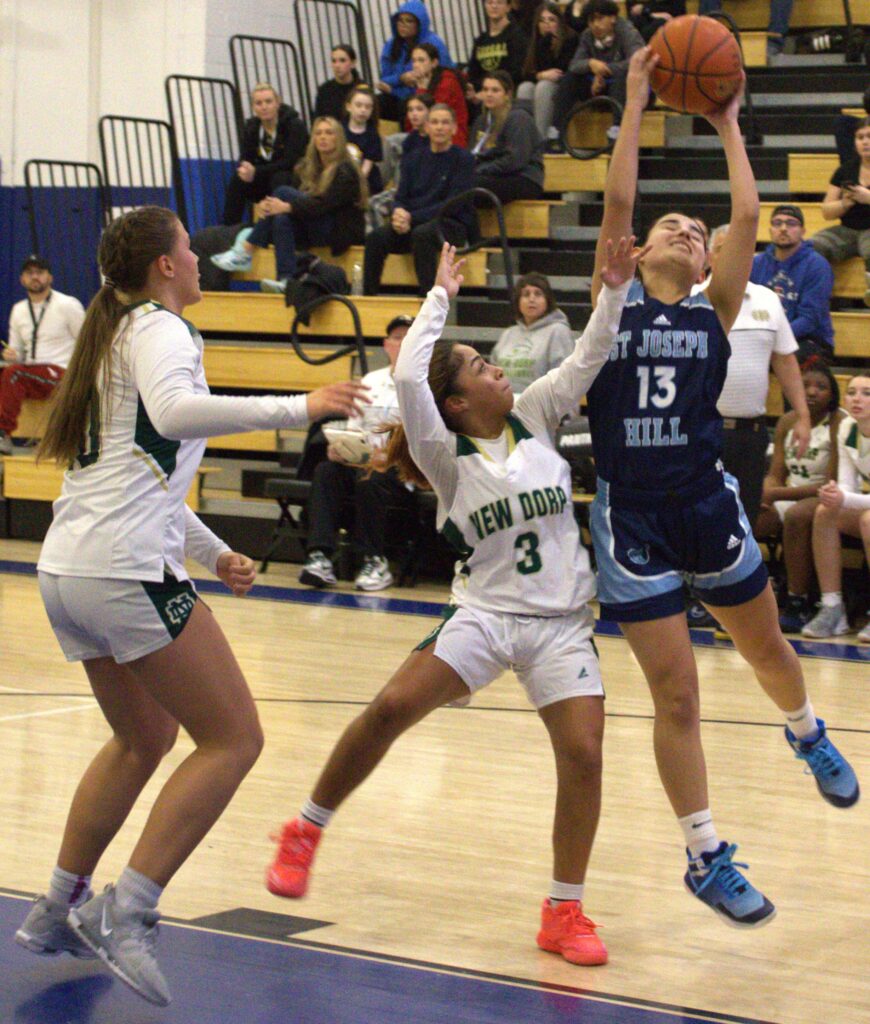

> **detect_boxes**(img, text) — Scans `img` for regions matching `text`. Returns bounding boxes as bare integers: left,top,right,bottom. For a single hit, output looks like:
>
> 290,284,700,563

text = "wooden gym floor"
0,538,867,1023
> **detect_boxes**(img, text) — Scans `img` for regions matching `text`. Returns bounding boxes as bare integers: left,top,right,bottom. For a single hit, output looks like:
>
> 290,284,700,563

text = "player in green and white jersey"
266,240,645,967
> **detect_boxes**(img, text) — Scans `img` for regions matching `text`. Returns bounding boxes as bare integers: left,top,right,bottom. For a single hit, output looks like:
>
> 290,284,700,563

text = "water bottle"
351,263,363,296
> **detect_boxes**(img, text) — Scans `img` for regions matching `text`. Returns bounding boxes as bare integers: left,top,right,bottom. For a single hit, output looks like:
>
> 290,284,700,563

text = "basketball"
648,14,743,116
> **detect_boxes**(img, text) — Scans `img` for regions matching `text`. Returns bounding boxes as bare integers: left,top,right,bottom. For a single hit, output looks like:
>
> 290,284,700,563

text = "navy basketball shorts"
590,473,768,623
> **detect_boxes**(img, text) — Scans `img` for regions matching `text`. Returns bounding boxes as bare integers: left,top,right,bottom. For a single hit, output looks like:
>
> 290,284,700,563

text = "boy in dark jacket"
363,104,475,296
551,0,643,134
467,0,529,101
628,1,686,42
750,204,835,358
222,83,309,224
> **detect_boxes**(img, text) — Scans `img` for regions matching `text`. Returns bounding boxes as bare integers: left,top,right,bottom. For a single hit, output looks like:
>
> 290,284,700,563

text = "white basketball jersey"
443,415,593,615
784,415,833,488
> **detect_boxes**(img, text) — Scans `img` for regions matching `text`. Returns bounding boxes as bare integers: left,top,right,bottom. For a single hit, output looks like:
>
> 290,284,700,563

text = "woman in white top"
14,206,367,1006
266,241,642,968
754,361,844,633
804,374,870,641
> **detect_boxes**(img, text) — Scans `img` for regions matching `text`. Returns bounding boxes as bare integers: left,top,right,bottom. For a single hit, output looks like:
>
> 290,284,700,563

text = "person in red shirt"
408,43,468,147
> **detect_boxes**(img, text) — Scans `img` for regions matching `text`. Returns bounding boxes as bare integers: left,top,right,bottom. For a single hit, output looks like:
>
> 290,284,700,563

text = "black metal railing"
230,35,308,122
435,187,515,302
99,116,186,224
289,292,369,375
293,0,372,120
165,75,242,233
561,95,624,160
23,160,109,303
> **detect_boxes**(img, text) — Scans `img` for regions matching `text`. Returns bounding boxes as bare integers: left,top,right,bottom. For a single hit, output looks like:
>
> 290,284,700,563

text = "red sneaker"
536,899,608,966
265,818,322,898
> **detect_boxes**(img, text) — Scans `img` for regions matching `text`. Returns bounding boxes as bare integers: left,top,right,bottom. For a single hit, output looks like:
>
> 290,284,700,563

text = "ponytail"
38,205,180,466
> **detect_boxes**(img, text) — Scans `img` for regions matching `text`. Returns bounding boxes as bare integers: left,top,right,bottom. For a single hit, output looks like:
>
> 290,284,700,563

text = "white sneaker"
299,550,337,588
354,556,393,592
68,885,170,1006
0,431,13,455
210,247,252,272
15,893,96,958
801,602,849,638
260,278,287,293
857,620,870,644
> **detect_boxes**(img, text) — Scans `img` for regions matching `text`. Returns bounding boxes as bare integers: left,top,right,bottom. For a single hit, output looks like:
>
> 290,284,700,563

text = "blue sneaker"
684,842,776,928
785,718,860,808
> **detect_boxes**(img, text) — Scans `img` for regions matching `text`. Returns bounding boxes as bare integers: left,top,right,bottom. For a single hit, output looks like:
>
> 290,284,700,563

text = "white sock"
115,866,163,914
48,866,92,907
549,880,585,905
301,798,333,829
785,699,819,742
821,592,842,607
679,809,720,860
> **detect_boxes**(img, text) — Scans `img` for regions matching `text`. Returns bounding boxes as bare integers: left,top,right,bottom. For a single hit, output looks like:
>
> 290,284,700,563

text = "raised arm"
704,77,760,335
590,48,657,307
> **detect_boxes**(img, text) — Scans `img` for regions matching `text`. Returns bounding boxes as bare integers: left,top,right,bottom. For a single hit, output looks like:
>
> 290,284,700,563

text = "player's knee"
118,720,179,773
813,502,838,524
654,679,700,729
557,735,602,780
366,688,417,737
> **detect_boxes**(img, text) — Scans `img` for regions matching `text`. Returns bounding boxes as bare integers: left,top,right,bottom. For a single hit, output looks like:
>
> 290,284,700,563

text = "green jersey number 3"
514,531,542,575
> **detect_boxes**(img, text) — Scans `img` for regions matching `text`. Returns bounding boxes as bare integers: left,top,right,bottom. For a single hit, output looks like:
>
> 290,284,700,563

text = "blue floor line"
0,893,777,1024
3,559,868,664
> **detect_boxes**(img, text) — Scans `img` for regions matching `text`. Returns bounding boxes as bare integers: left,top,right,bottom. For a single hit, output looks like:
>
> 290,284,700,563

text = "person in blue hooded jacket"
377,0,454,121
749,204,835,360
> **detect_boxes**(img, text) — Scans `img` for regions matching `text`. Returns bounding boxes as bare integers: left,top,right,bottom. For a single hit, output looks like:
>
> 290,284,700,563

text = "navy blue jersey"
586,279,730,496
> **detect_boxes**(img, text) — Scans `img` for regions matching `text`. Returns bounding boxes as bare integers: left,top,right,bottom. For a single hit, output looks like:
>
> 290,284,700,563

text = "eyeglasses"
771,218,801,228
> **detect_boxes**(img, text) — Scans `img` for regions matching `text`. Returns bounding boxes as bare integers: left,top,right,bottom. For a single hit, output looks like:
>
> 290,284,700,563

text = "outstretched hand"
434,243,466,299
704,72,745,131
626,47,658,108
307,381,371,421
600,236,649,289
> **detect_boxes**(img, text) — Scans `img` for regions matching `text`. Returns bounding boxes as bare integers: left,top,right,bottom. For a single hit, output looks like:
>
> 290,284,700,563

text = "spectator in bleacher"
551,0,644,141
491,272,573,393
343,85,384,196
466,0,529,106
628,1,686,43
809,118,870,308
409,43,468,147
835,85,870,164
313,45,362,122
222,83,309,225
299,314,417,593
372,95,435,230
212,118,367,291
753,362,844,633
0,256,84,455
362,104,475,296
378,0,454,122
516,2,579,140
802,374,870,641
750,204,835,360
698,0,793,59
470,71,545,205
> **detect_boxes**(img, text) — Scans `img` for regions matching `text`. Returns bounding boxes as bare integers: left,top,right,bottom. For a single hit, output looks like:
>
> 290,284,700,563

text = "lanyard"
27,292,51,362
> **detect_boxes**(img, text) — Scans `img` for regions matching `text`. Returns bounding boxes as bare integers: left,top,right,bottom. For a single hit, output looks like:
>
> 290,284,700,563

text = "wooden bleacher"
186,293,420,338
789,154,840,195
684,0,860,29
831,312,870,357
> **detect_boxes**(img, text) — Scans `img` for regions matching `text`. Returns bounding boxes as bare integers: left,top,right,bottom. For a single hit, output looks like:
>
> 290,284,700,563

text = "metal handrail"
705,11,762,146
560,95,624,160
434,187,515,302
288,292,369,376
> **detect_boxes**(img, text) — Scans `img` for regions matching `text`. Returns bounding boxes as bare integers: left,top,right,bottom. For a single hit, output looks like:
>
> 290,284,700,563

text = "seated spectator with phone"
299,315,416,593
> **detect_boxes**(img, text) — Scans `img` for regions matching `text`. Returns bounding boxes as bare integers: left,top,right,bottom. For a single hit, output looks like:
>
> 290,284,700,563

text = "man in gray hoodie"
551,0,644,136
491,272,574,393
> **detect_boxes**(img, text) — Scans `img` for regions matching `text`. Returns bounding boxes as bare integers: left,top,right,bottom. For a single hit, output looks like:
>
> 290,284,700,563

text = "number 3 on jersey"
515,531,542,575
637,366,676,409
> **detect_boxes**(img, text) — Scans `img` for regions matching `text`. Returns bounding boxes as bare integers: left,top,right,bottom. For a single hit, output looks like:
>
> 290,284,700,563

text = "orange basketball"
648,14,743,116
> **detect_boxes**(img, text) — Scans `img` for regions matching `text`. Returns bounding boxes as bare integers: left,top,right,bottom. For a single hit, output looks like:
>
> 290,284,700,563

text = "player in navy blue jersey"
585,49,859,929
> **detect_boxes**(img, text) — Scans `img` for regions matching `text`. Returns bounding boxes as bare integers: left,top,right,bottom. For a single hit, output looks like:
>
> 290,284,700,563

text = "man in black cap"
2,257,84,453
299,313,417,592
750,204,835,360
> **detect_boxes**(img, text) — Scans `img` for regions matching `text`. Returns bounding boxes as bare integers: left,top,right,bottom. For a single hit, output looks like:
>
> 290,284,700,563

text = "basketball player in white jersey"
14,206,368,1006
266,240,646,967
